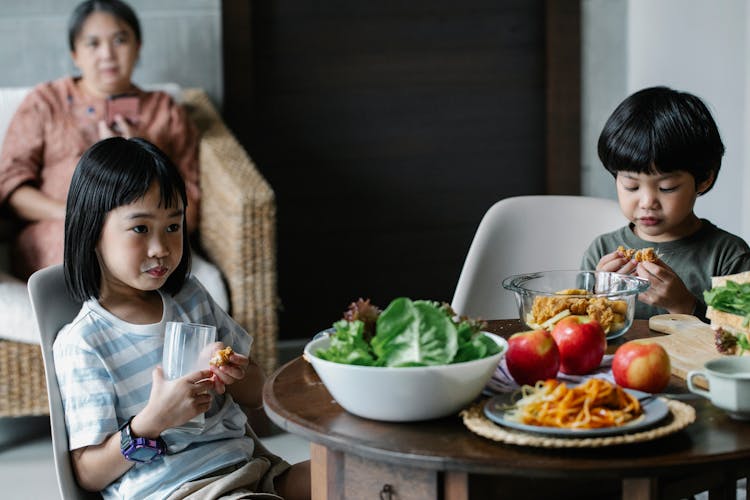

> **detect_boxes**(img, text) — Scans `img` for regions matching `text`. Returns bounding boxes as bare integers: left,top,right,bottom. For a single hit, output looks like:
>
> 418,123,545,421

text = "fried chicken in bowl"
502,270,649,340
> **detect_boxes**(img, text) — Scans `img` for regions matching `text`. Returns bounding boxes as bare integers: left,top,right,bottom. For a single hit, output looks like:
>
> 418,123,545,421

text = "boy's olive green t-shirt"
581,219,750,320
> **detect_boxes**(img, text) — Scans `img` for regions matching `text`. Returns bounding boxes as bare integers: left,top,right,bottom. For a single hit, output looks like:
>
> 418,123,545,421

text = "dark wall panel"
223,1,579,339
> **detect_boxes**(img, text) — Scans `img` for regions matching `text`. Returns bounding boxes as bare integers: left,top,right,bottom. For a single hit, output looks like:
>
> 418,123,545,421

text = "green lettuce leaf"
315,319,375,365
315,298,502,366
372,298,459,367
704,280,750,326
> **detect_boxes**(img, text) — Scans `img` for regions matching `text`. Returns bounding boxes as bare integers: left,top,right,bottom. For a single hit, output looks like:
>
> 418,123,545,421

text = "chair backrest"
28,265,97,500
451,195,624,320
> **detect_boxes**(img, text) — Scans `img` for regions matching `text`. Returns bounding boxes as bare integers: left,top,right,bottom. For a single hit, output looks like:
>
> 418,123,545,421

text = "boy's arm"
635,261,697,314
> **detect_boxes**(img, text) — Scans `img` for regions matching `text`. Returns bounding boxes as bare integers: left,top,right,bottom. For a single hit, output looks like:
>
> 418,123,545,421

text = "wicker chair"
0,87,278,418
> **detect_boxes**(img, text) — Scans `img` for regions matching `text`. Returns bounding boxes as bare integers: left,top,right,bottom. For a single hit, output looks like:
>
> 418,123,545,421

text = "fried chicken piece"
210,346,233,367
530,294,626,332
618,245,657,262
617,245,635,260
634,247,657,262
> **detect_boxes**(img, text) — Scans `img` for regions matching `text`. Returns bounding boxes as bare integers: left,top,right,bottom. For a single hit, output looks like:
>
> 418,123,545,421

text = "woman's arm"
6,184,66,221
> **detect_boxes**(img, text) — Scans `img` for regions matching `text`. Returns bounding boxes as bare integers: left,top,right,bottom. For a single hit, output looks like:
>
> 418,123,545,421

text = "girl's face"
71,11,140,98
97,182,184,301
616,170,713,242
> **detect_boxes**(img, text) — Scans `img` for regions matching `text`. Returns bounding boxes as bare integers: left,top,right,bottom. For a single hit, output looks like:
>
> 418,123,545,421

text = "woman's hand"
634,260,696,314
208,343,249,395
136,367,215,436
97,115,135,139
596,249,637,274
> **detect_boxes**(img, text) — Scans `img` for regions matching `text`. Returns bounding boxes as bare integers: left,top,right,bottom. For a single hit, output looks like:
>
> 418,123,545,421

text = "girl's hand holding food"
208,343,248,395
138,367,215,434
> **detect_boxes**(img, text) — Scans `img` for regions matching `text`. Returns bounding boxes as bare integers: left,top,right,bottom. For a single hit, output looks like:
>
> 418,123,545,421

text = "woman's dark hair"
68,0,142,51
64,137,190,302
597,86,725,194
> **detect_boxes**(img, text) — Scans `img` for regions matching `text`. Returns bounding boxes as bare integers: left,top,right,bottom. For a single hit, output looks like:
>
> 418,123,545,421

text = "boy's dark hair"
64,137,190,302
68,0,141,51
598,86,725,194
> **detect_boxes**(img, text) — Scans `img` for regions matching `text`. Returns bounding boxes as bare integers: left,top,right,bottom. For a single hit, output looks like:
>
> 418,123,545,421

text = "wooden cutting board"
647,314,721,388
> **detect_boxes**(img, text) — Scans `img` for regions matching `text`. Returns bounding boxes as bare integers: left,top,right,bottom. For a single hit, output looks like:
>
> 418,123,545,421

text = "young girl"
54,137,309,499
582,86,750,320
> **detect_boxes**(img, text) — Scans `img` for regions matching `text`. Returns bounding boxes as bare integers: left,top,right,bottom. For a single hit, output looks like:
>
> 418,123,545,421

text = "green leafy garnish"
315,298,502,367
703,280,750,327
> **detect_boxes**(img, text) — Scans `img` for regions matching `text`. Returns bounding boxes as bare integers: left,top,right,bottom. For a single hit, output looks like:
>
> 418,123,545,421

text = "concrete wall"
0,0,223,105
582,0,749,241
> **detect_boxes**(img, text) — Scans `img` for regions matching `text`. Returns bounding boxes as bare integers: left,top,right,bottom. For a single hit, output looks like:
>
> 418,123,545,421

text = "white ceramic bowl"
304,332,507,422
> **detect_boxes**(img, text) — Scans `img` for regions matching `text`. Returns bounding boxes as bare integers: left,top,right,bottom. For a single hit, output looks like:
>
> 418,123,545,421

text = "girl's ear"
696,171,715,195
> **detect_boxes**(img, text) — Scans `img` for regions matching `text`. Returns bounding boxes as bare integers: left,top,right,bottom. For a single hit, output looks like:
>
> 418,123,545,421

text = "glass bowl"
502,270,650,340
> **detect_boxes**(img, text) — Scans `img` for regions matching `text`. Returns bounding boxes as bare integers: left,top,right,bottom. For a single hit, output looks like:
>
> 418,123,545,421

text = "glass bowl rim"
501,269,650,297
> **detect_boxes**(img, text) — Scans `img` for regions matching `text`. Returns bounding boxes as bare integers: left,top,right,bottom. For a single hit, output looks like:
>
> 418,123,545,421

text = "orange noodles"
505,378,643,429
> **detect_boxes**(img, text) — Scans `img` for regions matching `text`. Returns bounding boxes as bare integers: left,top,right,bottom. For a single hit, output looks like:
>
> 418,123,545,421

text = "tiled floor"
0,416,310,500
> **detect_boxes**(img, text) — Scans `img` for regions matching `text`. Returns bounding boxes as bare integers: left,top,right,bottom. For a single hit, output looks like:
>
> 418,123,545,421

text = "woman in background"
0,0,227,308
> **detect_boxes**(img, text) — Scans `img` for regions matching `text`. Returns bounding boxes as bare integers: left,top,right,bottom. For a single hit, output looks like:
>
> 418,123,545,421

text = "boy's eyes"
621,184,679,192
167,224,181,233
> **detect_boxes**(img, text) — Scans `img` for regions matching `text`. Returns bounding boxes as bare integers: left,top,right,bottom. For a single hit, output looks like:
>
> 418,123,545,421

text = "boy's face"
97,182,184,300
616,170,713,242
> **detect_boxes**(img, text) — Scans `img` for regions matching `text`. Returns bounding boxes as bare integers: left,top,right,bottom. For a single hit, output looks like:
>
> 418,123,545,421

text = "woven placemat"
461,398,696,448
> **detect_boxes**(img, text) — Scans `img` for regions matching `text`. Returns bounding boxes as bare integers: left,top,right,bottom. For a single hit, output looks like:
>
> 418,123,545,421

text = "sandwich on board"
704,271,750,355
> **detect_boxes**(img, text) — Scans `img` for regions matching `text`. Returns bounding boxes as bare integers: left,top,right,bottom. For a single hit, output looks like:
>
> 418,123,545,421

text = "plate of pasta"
483,378,669,437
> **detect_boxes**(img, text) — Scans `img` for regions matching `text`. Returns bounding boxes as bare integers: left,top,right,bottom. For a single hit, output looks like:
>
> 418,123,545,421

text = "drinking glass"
162,321,217,430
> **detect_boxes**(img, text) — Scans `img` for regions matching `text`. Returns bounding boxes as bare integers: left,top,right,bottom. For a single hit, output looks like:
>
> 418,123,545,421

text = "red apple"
505,330,560,385
550,316,606,375
612,341,671,393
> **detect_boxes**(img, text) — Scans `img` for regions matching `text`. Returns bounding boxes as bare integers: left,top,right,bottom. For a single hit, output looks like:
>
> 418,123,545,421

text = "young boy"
581,86,750,320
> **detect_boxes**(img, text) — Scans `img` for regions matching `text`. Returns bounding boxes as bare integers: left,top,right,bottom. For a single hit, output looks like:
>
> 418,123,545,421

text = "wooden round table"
263,320,750,500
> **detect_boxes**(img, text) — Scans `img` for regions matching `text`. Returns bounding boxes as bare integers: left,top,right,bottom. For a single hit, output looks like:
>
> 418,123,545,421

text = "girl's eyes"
131,224,181,234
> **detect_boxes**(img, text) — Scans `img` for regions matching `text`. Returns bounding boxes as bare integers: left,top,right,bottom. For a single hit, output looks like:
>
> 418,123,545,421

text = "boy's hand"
208,343,249,395
596,249,637,274
634,260,696,314
137,367,215,435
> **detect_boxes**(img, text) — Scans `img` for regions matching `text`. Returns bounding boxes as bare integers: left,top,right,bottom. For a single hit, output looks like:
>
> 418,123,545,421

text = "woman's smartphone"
106,94,140,128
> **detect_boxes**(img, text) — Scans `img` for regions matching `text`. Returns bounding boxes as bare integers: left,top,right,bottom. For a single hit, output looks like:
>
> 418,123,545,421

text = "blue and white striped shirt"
53,277,255,500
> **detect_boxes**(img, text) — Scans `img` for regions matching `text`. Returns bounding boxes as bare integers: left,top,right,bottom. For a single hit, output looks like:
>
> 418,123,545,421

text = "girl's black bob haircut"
598,86,725,194
64,137,190,302
68,0,141,51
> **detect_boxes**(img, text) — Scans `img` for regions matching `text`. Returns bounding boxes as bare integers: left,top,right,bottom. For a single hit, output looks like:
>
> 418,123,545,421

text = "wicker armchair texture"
0,88,278,417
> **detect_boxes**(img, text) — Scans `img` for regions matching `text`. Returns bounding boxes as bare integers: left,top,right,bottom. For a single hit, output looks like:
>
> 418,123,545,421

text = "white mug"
687,357,750,420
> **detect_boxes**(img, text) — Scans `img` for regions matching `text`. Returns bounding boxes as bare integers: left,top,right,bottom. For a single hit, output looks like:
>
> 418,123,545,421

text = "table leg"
443,471,469,500
622,477,658,499
310,442,344,500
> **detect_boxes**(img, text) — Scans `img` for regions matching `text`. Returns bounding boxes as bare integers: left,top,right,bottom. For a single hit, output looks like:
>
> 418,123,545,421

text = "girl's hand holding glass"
139,367,215,435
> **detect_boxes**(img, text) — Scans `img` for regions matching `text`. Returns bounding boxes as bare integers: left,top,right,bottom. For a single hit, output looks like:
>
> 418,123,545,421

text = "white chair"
28,264,98,500
451,195,624,320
